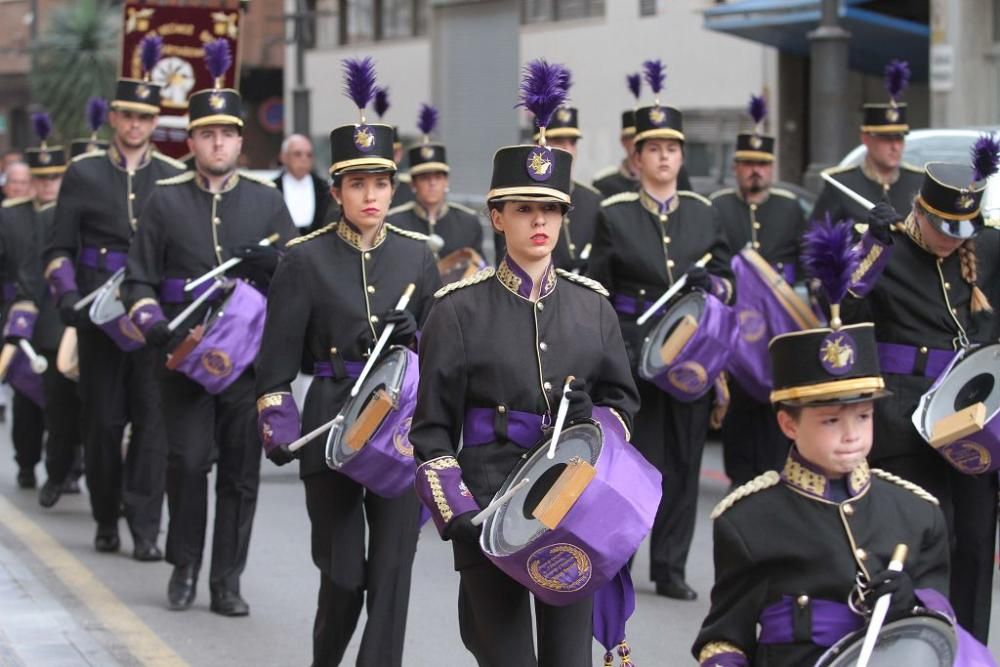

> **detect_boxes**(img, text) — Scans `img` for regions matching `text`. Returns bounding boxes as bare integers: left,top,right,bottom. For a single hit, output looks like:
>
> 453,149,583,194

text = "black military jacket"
122,171,297,342
588,190,734,368
46,145,186,296
255,221,442,477
694,454,949,666
592,162,639,200
386,200,484,258
711,187,806,280
0,198,36,302
810,162,924,225
410,257,639,508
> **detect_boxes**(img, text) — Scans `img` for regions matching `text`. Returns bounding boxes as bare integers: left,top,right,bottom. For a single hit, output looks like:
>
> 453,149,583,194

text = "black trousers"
452,542,593,667
11,389,44,471
721,382,791,487
303,469,421,667
76,326,165,541
634,378,711,584
159,367,259,592
41,353,80,483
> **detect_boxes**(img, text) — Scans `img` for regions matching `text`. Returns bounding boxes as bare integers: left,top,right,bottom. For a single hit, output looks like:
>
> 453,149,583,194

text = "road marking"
0,495,189,666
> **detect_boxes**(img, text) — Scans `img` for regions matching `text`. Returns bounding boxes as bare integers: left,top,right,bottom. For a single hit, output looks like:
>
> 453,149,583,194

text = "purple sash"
78,247,127,273
611,293,664,320
463,407,545,449
159,278,224,305
312,360,365,379
878,342,957,380
758,596,863,646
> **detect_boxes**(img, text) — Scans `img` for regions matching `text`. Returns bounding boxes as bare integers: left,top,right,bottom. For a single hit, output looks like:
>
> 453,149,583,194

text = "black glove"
266,444,297,467
228,243,282,288
866,202,899,244
443,511,482,544
58,291,82,327
864,569,916,621
377,309,417,347
564,377,594,423
685,266,712,293
144,320,171,348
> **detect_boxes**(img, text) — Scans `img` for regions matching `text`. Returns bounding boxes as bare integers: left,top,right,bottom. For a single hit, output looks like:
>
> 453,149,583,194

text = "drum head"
88,268,127,326
639,291,704,378
326,348,409,468
482,423,602,557
920,345,1000,434
814,613,956,667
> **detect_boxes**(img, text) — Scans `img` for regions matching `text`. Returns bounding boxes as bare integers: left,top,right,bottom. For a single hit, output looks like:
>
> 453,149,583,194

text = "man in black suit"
273,134,335,233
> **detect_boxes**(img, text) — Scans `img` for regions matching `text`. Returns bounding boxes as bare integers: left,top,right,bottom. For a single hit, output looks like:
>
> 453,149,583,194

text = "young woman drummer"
409,60,640,665
254,58,441,666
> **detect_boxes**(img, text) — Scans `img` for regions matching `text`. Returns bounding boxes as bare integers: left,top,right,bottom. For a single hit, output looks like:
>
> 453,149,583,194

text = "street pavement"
0,424,998,666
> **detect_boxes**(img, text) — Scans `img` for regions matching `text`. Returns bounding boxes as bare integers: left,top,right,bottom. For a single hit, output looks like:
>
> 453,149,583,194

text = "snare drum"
814,609,957,667
89,269,145,351
325,346,419,498
638,290,738,401
479,410,661,607
437,247,487,285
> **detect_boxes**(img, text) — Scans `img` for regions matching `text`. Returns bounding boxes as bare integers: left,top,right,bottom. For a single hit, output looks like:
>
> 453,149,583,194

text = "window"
520,0,604,24
312,0,428,48
639,0,657,17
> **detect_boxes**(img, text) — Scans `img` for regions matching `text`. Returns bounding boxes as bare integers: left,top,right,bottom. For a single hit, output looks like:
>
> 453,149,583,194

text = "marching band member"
255,57,440,666
122,39,296,615
843,136,1000,642
410,59,638,665
44,35,183,559
372,87,416,210
588,59,733,602
591,73,642,199
69,96,110,159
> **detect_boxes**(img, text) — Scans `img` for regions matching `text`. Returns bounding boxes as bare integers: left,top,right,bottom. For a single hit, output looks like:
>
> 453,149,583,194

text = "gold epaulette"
679,190,712,207
710,470,780,519
821,164,855,176
434,267,495,298
600,192,639,208
871,468,939,505
555,268,609,297
238,170,277,187
450,202,479,215
36,201,56,212
152,151,188,170
708,187,736,200
71,149,106,163
770,187,798,200
156,171,195,186
286,223,335,248
592,165,619,181
386,223,429,242
386,201,415,217
1,196,32,209
573,180,601,196
901,161,924,174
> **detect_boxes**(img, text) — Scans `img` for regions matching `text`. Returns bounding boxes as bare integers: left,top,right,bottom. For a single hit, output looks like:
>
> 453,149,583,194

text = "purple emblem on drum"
7,350,45,408
526,146,554,182
819,331,856,377
353,124,377,153
527,543,592,593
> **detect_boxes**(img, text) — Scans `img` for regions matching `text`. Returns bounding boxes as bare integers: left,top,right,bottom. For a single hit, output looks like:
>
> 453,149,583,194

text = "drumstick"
73,284,104,311
856,544,908,667
546,376,575,460
636,252,712,326
19,339,48,374
350,283,416,398
184,233,280,292
821,172,876,212
470,477,531,527
167,280,224,332
288,414,343,453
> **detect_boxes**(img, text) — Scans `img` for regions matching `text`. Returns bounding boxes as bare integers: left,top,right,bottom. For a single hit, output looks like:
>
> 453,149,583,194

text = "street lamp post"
291,0,310,137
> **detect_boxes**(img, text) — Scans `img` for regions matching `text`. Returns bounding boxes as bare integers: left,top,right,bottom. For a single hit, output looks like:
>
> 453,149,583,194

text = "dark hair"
633,137,685,156
775,403,802,421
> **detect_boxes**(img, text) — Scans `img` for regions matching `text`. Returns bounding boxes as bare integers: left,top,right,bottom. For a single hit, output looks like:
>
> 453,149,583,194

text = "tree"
29,0,118,143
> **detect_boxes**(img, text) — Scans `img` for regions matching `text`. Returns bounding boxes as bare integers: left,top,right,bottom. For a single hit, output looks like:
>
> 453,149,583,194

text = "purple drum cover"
7,349,45,408
333,347,420,498
172,281,266,394
89,269,145,352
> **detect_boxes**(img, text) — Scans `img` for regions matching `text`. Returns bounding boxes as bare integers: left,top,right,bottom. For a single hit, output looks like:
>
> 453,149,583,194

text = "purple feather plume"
748,94,767,125
884,59,911,103
515,59,568,129
342,57,378,111
642,59,665,95
417,103,438,137
86,97,108,133
802,215,861,306
374,87,389,118
626,73,641,101
31,111,52,143
971,134,1000,182
139,34,162,76
558,67,573,94
204,39,232,81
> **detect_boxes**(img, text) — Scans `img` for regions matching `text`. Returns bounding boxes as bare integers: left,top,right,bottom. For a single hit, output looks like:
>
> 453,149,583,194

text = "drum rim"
814,608,957,667
639,290,706,377
920,343,1000,431
88,268,127,325
739,246,820,330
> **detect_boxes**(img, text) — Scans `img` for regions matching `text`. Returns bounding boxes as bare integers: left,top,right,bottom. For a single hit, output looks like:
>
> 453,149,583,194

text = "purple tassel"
642,59,665,96
626,73,641,101
85,96,108,133
748,94,767,126
515,59,568,130
884,59,911,103
373,86,389,119
417,103,438,137
139,34,162,76
31,111,52,143
342,56,378,113
203,39,232,82
971,134,1000,183
802,214,861,307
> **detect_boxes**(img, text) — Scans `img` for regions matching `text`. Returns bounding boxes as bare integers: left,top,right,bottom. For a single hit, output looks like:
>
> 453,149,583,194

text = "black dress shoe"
38,479,63,508
210,589,250,617
132,539,163,562
168,564,199,611
94,524,120,553
656,579,698,601
61,477,81,494
16,468,36,489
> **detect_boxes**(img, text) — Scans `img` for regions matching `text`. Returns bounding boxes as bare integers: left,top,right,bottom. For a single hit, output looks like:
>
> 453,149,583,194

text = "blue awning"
704,0,928,80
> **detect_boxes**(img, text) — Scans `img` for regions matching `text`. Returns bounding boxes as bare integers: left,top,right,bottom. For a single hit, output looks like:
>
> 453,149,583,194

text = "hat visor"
329,157,397,177
486,186,571,206
927,214,983,240
770,376,888,406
